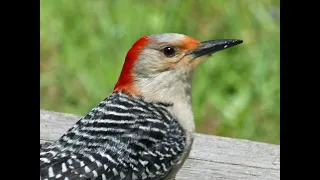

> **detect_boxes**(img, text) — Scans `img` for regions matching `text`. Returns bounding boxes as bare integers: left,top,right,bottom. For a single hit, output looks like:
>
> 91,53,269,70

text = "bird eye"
163,46,176,57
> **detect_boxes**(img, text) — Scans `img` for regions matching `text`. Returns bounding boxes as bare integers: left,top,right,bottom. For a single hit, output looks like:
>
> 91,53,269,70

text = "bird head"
113,33,242,103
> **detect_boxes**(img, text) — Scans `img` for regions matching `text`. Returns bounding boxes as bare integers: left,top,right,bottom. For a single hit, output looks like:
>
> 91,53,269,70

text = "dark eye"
163,46,176,57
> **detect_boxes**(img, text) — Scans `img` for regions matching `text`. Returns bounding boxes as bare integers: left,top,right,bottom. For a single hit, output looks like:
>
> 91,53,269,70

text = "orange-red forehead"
130,34,200,52
180,36,200,51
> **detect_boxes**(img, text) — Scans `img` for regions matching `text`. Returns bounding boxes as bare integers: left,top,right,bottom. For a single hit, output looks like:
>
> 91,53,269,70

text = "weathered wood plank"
40,109,280,180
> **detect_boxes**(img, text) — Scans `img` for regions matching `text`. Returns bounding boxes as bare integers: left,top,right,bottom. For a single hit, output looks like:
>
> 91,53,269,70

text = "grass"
40,0,280,144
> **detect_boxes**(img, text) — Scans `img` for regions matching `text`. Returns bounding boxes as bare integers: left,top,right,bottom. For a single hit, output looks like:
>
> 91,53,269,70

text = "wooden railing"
40,109,280,180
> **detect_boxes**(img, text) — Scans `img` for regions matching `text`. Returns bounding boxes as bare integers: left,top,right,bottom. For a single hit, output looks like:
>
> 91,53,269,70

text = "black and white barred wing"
40,92,186,180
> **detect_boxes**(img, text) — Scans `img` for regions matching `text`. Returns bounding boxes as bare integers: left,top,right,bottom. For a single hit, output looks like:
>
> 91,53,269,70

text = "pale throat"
134,69,196,134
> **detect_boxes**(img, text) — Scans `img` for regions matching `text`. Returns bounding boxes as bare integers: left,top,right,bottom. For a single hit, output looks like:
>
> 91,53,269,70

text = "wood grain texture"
40,109,280,180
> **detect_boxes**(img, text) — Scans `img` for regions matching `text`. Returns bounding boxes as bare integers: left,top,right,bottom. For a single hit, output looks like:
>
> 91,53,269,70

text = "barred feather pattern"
40,92,186,180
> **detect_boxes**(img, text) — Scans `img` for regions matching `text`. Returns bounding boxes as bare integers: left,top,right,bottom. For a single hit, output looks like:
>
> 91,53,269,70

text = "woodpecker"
40,33,242,180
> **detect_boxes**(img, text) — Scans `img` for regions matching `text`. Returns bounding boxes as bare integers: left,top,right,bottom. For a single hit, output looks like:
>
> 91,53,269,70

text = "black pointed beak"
188,39,243,58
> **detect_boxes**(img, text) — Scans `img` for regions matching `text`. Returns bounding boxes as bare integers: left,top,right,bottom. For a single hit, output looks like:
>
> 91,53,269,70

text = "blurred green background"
40,0,280,144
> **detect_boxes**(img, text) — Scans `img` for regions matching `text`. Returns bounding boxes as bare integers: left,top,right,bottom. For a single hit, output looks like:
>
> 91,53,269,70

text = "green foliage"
40,0,280,144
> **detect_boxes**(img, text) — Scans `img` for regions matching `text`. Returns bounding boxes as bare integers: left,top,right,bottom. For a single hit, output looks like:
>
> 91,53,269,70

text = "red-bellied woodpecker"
40,33,242,180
